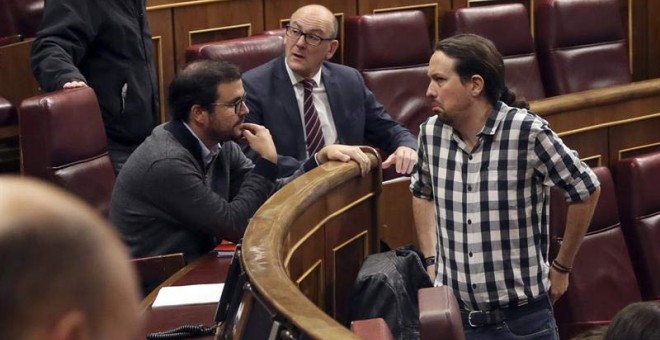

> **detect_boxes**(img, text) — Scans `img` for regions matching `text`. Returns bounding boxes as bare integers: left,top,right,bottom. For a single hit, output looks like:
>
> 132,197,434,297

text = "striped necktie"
302,79,325,155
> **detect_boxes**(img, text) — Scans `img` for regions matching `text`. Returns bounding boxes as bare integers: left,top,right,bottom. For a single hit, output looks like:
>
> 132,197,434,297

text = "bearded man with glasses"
110,60,371,262
242,4,418,178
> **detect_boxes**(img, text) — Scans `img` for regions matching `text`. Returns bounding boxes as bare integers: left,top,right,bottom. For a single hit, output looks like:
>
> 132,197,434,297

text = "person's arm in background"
234,124,372,193
382,146,417,175
242,71,307,177
272,144,374,190
31,0,97,91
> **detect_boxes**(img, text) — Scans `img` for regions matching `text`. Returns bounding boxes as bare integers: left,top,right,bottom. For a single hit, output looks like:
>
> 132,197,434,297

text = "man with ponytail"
411,34,601,339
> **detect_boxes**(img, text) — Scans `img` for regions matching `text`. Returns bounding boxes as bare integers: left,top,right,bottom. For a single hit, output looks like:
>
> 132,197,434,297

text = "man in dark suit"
243,4,417,177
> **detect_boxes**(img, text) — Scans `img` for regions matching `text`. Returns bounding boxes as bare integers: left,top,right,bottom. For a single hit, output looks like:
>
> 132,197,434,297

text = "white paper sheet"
152,283,224,308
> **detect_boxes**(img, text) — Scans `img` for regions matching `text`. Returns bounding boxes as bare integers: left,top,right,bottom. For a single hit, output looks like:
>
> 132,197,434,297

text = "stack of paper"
152,283,224,308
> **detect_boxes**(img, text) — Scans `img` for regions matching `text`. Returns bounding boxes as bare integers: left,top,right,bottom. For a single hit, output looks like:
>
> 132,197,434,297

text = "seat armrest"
351,318,394,340
418,286,465,340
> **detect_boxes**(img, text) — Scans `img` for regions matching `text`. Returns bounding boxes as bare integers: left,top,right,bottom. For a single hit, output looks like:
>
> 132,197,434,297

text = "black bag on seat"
348,245,433,340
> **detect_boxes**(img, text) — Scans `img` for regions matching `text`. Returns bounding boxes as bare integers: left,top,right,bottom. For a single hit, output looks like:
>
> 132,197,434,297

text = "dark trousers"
108,138,139,175
462,295,559,340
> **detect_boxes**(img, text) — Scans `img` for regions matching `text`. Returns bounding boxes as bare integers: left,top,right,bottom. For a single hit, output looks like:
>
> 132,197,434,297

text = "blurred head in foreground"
0,176,141,340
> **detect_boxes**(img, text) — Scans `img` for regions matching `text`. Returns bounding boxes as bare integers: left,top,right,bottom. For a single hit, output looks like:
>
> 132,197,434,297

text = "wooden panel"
286,199,328,255
379,177,419,250
295,260,324,309
646,1,660,79
172,0,263,69
285,203,326,306
330,230,368,325
146,0,176,6
619,143,660,160
533,79,660,132
558,129,608,168
610,115,660,161
360,0,451,16
629,0,660,80
263,0,356,32
629,2,641,78
189,23,251,45
0,40,39,107
371,3,440,45
146,8,174,123
0,40,39,144
282,172,378,323
453,0,469,8
323,177,375,308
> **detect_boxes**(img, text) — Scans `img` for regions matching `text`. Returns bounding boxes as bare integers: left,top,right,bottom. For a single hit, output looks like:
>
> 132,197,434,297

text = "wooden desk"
139,253,232,339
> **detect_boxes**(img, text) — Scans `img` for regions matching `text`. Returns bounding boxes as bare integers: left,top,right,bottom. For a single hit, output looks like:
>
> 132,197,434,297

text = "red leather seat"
15,0,43,38
0,34,22,47
0,0,43,38
418,286,465,340
0,96,17,127
350,318,394,340
344,10,432,138
614,151,660,301
0,0,17,37
19,87,115,216
441,3,545,102
185,34,284,73
535,0,632,96
550,167,641,339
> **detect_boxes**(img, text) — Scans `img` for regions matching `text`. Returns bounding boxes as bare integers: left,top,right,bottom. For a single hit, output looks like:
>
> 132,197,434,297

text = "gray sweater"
110,121,315,261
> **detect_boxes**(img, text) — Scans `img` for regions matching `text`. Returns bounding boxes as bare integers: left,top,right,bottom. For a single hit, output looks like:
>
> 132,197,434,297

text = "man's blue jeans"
463,295,560,340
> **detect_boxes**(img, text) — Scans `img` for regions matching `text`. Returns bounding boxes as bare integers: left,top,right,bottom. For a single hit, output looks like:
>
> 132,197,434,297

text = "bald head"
0,177,141,340
291,4,338,38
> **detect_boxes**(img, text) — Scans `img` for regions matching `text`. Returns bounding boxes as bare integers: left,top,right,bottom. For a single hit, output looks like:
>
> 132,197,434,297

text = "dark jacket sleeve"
31,0,98,91
145,148,277,243
232,139,318,192
243,68,308,177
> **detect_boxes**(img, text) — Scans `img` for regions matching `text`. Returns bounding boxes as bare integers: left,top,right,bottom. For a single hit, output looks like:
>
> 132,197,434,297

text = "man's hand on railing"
316,145,371,177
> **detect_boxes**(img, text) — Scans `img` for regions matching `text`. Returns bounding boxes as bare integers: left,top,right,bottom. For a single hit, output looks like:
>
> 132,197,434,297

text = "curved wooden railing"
532,78,660,116
241,147,382,340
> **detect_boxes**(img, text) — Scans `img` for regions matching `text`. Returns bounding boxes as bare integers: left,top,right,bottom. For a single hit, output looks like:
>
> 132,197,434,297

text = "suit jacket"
109,121,317,262
243,56,417,176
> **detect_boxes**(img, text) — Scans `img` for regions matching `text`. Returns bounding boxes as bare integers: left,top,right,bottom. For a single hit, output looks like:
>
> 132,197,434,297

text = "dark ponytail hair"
501,86,529,109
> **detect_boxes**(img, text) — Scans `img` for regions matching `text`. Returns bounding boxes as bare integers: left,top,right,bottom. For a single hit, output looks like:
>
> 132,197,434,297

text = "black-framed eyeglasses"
211,94,246,115
285,25,334,46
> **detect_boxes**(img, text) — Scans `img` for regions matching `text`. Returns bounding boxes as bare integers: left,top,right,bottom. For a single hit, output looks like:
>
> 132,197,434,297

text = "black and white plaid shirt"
410,102,599,311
